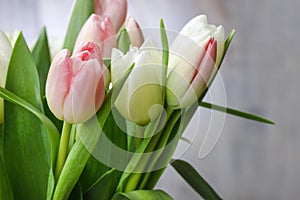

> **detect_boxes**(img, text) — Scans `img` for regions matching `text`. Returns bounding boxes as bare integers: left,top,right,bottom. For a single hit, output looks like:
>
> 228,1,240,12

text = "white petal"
111,48,137,85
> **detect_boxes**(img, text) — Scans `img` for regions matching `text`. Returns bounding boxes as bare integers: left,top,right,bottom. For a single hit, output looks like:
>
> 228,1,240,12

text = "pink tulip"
74,14,116,58
125,17,144,47
46,42,109,123
94,0,127,32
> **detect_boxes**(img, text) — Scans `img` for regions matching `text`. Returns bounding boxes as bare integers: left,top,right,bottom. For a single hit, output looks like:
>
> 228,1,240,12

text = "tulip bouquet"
0,0,274,199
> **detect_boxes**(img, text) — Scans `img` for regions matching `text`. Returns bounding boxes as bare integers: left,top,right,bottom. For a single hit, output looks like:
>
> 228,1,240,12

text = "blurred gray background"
0,0,299,199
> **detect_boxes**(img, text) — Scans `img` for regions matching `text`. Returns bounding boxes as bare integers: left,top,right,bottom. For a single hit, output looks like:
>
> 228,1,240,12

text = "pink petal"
94,0,127,31
46,49,72,120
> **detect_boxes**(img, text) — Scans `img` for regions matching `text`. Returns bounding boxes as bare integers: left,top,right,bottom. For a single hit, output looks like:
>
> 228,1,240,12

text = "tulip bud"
111,39,163,125
46,42,109,124
125,17,144,48
166,15,225,108
0,30,12,124
94,0,127,32
74,14,116,58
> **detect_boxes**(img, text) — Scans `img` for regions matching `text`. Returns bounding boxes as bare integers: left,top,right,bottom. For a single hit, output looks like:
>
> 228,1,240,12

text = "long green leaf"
0,153,13,200
0,87,60,163
112,190,173,200
3,33,53,199
80,111,127,193
84,169,122,200
63,0,94,51
0,87,60,200
80,156,110,193
32,27,51,96
160,19,169,102
32,27,63,131
171,159,222,200
200,101,275,124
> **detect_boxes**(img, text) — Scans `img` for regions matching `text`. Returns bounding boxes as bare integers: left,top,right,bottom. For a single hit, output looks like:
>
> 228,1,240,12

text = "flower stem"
55,121,72,181
124,107,174,192
135,125,144,149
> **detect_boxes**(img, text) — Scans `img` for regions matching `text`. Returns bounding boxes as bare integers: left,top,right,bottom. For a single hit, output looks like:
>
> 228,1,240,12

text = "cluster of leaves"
0,0,274,199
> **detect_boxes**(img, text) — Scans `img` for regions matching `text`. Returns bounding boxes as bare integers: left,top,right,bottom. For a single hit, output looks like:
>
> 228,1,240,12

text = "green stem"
124,107,174,192
55,121,72,181
135,125,144,149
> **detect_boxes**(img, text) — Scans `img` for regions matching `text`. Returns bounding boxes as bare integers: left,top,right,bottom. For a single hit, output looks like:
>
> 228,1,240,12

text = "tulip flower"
74,14,116,58
94,0,127,32
46,42,109,124
111,39,163,125
166,15,225,109
125,17,144,48
0,30,12,124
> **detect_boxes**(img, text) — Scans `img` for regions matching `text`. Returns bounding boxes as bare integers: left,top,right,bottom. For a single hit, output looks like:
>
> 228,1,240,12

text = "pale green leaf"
171,159,222,200
200,101,275,124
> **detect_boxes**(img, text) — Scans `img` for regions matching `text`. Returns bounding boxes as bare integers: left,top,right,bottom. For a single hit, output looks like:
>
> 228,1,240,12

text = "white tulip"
166,15,225,109
111,38,163,125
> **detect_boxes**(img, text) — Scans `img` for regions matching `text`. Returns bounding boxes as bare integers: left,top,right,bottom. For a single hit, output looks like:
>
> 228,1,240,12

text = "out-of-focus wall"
1,0,299,199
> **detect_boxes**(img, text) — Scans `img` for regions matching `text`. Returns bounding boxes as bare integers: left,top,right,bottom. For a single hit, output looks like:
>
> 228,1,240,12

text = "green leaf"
160,19,169,102
0,87,60,163
200,101,275,124
84,169,122,200
63,0,94,51
32,27,63,131
80,156,110,193
80,111,127,193
3,33,53,199
32,27,51,96
112,190,173,200
0,153,13,200
171,159,222,200
219,29,235,69
117,28,131,53
0,87,61,200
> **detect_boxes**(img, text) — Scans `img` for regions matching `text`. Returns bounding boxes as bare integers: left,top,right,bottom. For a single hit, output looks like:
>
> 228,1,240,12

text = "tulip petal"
111,48,137,85
74,14,116,57
46,49,72,120
100,17,117,58
125,16,144,47
64,59,103,123
95,0,127,32
113,38,163,125
181,40,217,108
0,30,12,87
166,15,225,108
